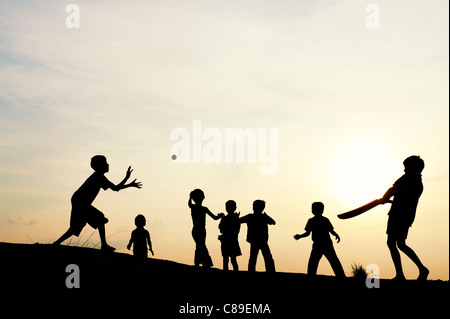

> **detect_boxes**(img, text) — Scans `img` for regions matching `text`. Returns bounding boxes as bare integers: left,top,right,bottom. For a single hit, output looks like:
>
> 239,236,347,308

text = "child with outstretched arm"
188,189,224,268
53,155,142,252
294,202,345,277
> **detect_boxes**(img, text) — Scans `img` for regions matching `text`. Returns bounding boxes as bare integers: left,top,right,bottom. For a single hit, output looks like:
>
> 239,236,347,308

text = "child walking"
218,200,242,271
127,214,154,258
53,155,142,252
294,202,345,277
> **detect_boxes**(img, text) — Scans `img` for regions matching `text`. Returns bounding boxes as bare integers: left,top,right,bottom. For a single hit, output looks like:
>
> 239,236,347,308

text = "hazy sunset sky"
0,0,448,280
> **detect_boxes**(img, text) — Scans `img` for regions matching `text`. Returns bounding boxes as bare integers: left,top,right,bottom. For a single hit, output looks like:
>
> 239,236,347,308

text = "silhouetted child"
53,155,142,252
294,202,345,277
188,189,224,268
218,200,242,271
127,214,154,258
381,155,429,281
240,200,276,273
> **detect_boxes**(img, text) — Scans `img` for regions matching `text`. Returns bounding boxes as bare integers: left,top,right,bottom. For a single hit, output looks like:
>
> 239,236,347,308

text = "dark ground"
1,242,448,317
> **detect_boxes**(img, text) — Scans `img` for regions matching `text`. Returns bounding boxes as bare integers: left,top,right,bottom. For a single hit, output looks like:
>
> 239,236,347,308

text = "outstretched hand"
129,179,143,189
125,166,133,179
294,234,301,240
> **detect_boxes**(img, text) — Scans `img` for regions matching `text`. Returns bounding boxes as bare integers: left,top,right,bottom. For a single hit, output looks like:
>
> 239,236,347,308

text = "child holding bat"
381,155,429,281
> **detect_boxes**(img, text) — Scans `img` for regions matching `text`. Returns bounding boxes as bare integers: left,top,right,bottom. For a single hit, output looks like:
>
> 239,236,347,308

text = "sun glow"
330,137,398,206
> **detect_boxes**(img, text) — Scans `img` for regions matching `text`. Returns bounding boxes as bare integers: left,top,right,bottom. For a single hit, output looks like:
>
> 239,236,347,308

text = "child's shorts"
386,216,410,240
70,202,107,236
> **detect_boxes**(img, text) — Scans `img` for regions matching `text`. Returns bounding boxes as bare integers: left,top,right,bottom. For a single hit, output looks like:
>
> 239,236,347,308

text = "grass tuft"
350,262,368,280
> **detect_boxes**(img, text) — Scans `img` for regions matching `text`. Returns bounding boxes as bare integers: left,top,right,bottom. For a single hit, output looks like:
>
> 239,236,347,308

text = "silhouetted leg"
192,227,212,267
261,243,276,273
194,244,212,267
248,244,259,272
194,248,201,266
387,236,405,279
230,256,239,271
192,228,203,266
53,229,74,245
324,245,346,278
98,224,115,252
307,245,323,276
397,239,429,280
223,256,229,271
201,246,213,268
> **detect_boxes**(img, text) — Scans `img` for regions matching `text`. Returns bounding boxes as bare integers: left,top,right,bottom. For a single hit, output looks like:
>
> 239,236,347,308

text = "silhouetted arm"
381,183,397,203
381,187,394,202
264,213,276,225
239,214,251,224
330,230,341,243
127,233,133,250
294,231,311,240
205,207,224,220
147,232,154,256
111,179,142,191
188,195,194,209
111,166,142,191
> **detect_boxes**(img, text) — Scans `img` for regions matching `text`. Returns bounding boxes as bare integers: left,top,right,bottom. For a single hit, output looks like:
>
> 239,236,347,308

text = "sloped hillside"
1,242,447,317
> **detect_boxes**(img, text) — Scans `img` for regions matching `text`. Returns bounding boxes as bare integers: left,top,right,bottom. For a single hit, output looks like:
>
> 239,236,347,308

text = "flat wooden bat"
338,199,391,219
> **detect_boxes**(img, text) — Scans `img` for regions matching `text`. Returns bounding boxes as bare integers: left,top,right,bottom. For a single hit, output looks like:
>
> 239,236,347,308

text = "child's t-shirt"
241,212,274,243
219,213,241,239
305,216,333,245
130,228,150,253
388,173,423,226
190,205,210,228
72,172,115,205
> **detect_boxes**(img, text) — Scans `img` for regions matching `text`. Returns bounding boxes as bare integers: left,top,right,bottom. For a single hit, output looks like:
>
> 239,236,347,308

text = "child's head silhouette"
253,200,266,213
191,189,205,205
90,155,109,173
312,202,324,216
225,200,237,213
135,214,146,227
403,155,424,174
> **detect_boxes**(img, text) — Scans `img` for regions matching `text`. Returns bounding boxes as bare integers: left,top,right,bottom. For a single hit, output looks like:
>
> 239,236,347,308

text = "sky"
0,0,448,280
